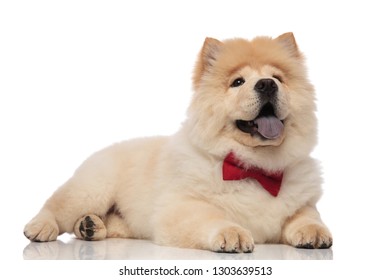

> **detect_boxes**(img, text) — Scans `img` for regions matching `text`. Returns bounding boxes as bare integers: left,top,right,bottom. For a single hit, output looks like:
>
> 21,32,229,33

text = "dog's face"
187,33,317,169
223,63,290,147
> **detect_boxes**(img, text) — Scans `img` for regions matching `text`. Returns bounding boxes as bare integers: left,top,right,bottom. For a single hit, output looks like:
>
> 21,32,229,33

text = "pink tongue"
254,116,284,139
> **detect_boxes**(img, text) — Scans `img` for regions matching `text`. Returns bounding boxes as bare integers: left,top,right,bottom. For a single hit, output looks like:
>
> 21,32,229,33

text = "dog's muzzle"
236,79,284,140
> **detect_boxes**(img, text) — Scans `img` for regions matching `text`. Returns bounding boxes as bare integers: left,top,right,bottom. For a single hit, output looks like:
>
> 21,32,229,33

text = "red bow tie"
222,152,283,197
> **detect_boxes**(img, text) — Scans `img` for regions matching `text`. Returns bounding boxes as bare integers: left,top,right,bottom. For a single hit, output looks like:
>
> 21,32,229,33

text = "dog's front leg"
281,205,333,249
152,198,254,253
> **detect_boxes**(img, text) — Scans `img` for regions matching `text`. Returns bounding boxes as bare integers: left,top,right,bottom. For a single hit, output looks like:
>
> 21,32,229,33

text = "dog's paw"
74,214,107,241
24,219,59,242
210,226,254,253
288,223,333,249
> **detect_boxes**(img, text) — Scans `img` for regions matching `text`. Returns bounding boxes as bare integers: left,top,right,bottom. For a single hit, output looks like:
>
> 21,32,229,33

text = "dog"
24,32,332,253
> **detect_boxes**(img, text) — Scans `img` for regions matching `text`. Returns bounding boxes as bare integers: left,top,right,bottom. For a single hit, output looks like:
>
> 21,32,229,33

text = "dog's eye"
272,75,283,83
230,77,245,88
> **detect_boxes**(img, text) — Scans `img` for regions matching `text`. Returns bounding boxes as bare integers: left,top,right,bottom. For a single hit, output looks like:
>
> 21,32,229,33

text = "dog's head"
186,33,317,170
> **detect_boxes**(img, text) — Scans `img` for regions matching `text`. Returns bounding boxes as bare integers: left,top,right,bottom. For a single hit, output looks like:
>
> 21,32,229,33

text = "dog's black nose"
254,79,278,98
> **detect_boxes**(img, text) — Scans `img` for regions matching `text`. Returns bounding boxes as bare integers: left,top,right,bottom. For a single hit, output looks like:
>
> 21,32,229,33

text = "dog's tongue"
254,116,284,139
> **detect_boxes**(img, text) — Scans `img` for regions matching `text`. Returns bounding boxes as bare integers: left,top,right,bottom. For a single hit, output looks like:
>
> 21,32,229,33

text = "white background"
1,0,390,278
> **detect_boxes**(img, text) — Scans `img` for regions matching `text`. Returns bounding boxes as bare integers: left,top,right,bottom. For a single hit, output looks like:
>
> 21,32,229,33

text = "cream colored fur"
24,33,332,252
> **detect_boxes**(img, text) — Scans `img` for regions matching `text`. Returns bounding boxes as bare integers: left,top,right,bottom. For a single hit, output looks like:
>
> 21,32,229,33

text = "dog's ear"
275,32,300,58
201,37,222,66
193,37,223,88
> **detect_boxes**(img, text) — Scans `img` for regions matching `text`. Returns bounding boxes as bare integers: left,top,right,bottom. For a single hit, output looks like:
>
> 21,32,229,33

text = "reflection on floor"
23,235,333,260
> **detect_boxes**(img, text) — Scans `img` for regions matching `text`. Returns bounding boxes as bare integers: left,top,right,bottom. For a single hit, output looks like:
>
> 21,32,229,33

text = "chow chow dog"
24,33,332,253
